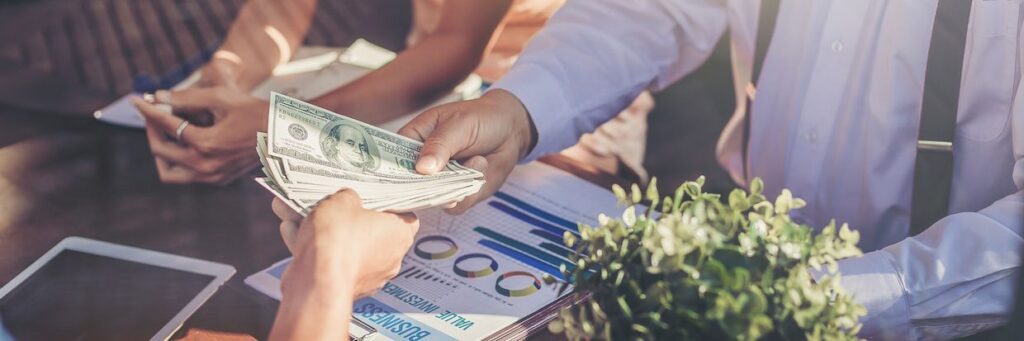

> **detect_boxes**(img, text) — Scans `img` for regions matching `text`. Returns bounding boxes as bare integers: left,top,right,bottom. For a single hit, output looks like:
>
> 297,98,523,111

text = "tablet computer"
0,237,235,341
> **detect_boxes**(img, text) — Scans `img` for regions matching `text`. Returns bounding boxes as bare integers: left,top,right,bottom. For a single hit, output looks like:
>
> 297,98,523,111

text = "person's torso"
731,0,1021,251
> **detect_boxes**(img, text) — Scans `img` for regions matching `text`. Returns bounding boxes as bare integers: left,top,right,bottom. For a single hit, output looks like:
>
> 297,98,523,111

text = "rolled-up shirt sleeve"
820,101,1024,339
827,194,1024,340
491,0,729,161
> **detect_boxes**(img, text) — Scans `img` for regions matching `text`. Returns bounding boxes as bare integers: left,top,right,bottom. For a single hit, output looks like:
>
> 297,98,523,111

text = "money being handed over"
255,92,484,215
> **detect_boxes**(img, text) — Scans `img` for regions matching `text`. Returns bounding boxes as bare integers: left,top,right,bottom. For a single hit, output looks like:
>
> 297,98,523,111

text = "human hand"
398,89,536,214
272,198,303,255
276,190,420,298
131,87,268,185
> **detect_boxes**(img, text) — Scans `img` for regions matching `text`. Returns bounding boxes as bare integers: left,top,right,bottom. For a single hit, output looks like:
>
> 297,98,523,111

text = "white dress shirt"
492,0,1024,339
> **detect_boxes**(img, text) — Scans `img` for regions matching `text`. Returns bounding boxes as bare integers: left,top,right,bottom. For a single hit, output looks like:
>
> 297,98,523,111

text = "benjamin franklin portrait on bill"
320,120,380,172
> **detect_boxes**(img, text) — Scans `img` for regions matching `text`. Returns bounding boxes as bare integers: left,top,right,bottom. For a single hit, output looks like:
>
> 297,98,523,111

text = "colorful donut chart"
452,253,498,278
494,271,542,297
413,235,459,260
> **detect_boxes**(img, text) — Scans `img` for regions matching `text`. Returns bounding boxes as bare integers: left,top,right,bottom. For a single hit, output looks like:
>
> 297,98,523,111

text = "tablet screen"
0,250,216,340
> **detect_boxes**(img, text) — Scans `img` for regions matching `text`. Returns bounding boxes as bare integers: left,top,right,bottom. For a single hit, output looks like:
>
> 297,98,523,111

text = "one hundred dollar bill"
258,93,484,213
267,92,481,183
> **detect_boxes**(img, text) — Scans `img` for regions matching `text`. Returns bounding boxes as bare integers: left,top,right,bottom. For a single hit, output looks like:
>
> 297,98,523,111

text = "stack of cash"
255,93,484,216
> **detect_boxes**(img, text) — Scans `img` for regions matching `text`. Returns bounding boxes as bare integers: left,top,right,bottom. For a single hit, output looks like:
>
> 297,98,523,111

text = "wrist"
274,268,355,341
485,89,537,160
282,241,363,299
208,50,266,91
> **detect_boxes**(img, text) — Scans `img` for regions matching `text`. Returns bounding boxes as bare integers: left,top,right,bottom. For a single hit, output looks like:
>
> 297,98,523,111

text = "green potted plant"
548,177,866,340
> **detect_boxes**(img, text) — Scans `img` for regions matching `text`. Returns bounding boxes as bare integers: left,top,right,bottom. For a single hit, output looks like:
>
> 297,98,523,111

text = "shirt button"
830,40,844,53
805,131,818,143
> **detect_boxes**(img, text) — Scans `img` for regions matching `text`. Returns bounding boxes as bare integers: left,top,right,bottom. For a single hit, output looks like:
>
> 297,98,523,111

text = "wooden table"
0,111,626,340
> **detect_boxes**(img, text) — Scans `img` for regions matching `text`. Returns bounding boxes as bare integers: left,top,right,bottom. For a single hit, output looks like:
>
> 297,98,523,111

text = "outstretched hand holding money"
257,93,485,214
397,89,536,214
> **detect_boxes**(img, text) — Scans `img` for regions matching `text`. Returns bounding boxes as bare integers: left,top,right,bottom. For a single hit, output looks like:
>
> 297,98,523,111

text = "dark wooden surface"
0,113,285,339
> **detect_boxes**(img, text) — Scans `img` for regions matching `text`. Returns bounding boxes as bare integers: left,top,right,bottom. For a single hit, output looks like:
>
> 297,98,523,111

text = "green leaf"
646,178,659,202
623,206,637,227
618,296,634,320
775,189,793,214
683,182,701,199
728,189,751,211
750,177,764,195
612,184,628,203
631,183,643,203
551,177,864,341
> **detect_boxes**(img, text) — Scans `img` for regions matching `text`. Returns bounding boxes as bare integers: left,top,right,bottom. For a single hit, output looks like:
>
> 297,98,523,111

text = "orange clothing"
408,0,565,82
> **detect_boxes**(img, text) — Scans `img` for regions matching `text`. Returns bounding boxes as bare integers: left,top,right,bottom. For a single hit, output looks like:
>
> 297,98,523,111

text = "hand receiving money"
256,93,485,214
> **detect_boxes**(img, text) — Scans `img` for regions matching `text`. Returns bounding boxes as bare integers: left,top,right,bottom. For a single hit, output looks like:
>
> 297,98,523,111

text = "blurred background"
0,0,737,195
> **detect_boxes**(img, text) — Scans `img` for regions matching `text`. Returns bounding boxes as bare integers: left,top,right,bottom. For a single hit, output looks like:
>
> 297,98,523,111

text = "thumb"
416,118,476,175
398,109,448,174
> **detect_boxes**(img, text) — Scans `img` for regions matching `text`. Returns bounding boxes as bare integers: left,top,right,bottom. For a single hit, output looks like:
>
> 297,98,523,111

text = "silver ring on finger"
175,120,190,142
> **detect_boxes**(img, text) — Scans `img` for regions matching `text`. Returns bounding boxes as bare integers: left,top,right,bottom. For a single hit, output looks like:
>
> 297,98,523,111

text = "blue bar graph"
529,229,564,244
488,201,579,238
539,242,575,259
478,239,565,281
495,191,578,232
474,227,571,268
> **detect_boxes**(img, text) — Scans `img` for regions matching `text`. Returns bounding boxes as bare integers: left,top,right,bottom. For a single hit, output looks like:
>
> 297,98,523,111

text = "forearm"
270,253,360,341
213,0,316,91
493,0,727,161
312,0,513,124
825,190,1024,339
312,33,483,124
270,284,354,341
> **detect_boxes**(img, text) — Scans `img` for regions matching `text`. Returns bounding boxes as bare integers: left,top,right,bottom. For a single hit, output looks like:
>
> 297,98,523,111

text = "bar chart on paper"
246,162,621,340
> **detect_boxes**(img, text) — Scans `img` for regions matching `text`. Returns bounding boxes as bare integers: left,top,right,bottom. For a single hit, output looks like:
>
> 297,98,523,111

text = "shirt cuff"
811,250,911,340
490,62,577,163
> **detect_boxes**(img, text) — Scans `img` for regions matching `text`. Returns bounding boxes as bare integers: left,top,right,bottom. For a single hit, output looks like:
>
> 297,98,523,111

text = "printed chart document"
246,162,620,340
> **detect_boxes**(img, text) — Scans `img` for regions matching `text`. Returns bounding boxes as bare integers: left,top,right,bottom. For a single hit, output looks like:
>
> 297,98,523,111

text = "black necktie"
909,0,972,235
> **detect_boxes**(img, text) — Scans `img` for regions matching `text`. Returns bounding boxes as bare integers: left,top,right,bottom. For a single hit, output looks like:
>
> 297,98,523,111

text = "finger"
397,109,455,174
462,155,489,173
390,212,420,238
279,220,299,255
314,189,364,216
443,155,487,209
154,157,199,184
145,124,200,164
416,118,477,175
209,159,259,186
135,97,212,147
153,89,220,126
272,197,303,223
446,154,513,215
187,152,257,185
133,97,179,135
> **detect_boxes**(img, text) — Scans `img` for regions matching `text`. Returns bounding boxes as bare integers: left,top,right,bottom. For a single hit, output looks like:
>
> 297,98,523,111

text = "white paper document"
246,162,621,340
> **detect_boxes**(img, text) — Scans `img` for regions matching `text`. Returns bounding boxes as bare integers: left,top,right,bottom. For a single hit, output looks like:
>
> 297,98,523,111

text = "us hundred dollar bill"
267,92,481,183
